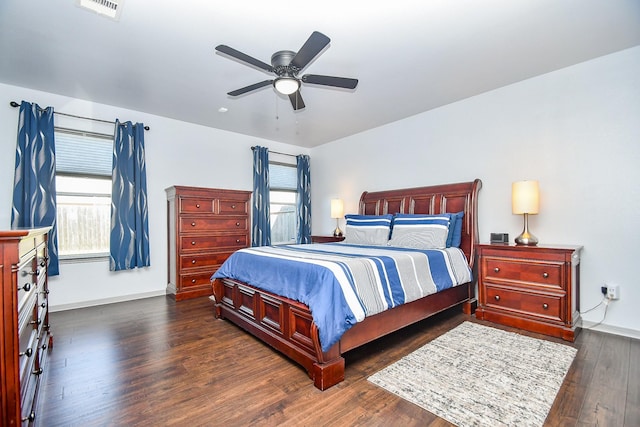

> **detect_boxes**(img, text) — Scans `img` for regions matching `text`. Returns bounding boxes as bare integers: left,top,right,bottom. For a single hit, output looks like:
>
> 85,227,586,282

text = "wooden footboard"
213,277,473,390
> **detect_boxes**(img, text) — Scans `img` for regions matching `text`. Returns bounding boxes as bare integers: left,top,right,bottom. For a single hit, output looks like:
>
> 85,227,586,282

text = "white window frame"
269,161,298,245
54,127,113,262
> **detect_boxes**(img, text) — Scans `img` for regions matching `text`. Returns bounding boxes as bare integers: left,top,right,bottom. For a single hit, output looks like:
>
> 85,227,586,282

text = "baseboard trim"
581,320,640,340
50,290,167,312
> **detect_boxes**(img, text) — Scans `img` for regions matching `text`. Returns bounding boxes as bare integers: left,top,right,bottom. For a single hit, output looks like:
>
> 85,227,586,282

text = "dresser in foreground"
1,228,52,426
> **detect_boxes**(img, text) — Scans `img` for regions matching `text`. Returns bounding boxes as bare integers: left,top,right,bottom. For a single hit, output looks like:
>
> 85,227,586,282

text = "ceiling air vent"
76,0,124,21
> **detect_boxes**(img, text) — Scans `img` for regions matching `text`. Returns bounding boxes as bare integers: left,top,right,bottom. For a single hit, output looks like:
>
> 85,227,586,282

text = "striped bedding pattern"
212,243,472,352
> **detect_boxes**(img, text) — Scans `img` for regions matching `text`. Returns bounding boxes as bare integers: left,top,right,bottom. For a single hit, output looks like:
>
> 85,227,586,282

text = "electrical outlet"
607,284,620,300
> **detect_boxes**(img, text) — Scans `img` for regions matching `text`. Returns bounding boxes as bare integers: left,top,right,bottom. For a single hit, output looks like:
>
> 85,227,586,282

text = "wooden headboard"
358,179,482,267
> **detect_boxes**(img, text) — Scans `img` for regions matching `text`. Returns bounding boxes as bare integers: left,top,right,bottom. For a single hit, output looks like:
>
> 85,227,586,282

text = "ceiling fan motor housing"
271,50,299,77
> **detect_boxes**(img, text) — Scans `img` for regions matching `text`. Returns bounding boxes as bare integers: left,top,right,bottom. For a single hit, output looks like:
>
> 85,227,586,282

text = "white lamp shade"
330,199,344,219
512,181,539,214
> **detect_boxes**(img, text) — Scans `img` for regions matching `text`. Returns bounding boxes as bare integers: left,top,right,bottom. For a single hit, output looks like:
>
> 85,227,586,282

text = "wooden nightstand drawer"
476,243,582,342
484,285,563,322
482,257,563,288
311,235,345,243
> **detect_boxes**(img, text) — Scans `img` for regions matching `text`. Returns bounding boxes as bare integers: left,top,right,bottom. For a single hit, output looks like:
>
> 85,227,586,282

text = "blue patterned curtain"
296,154,311,244
110,120,150,271
11,101,60,276
252,146,271,247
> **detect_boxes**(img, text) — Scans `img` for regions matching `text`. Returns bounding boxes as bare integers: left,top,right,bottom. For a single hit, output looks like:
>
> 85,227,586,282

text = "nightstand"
311,235,345,243
475,243,582,342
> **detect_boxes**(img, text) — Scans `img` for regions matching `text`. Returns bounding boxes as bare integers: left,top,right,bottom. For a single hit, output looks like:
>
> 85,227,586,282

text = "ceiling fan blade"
215,45,274,73
288,91,305,110
290,31,330,71
302,74,358,89
228,80,273,96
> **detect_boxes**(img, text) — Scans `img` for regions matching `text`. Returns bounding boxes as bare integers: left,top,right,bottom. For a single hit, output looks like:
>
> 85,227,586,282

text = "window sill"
59,253,109,264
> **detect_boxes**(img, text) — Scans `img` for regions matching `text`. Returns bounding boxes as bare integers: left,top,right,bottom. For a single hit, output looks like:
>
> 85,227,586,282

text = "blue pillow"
388,213,451,249
446,211,464,248
343,214,393,245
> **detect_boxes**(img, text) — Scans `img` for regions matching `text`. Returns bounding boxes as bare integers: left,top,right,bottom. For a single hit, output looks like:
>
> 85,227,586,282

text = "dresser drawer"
179,217,248,233
19,328,38,383
219,199,249,215
180,252,235,270
484,285,563,322
180,235,248,251
483,257,563,288
17,264,37,312
180,271,216,289
20,365,40,424
179,197,215,213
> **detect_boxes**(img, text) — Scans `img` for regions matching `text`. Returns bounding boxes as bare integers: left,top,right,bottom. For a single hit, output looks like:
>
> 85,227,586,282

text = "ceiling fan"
215,31,358,110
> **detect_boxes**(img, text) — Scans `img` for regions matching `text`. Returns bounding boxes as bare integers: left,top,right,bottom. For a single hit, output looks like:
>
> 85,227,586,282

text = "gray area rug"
368,321,577,427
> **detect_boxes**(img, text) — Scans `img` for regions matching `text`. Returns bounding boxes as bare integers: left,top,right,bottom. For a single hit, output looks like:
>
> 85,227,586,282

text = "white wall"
0,82,306,310
310,46,640,337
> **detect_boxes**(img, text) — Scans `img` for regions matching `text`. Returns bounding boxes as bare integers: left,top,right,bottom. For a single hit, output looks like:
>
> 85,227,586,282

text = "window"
269,162,297,245
55,128,113,259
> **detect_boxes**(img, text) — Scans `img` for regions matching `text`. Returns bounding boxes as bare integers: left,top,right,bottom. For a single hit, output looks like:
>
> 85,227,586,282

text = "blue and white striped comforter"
212,243,472,352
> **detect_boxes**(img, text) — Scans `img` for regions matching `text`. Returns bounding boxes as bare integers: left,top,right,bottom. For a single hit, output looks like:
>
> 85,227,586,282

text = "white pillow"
343,214,393,246
388,214,451,249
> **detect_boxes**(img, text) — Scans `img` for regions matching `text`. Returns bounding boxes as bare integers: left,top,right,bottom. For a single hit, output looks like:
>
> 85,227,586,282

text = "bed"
211,179,481,390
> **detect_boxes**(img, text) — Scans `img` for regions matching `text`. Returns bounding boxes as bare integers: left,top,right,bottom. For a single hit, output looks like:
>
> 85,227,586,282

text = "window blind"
269,163,297,191
55,129,113,177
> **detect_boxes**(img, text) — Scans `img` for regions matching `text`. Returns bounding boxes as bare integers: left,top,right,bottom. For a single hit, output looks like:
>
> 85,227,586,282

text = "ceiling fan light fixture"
274,77,300,95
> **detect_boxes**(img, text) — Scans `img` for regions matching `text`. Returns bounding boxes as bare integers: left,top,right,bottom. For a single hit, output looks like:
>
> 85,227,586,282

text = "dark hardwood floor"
37,296,639,426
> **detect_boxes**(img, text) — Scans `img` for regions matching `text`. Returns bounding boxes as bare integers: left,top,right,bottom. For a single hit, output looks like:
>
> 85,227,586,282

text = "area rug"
368,321,577,427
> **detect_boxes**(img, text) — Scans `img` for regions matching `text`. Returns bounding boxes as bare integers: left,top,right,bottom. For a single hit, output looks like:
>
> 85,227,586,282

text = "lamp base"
515,213,538,246
333,227,343,238
515,231,538,246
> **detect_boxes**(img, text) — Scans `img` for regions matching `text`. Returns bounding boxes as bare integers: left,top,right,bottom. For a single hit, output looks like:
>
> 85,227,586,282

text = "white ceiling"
1,1,639,148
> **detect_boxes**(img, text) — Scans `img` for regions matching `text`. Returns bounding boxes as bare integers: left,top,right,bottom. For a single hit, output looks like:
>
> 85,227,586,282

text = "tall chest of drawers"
475,243,582,342
1,228,52,426
166,186,251,301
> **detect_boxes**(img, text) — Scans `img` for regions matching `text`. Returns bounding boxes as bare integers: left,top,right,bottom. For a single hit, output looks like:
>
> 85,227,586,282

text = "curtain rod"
250,145,298,158
9,101,150,131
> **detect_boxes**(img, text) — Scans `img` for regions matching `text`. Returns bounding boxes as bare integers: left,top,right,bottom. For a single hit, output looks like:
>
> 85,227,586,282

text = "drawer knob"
493,267,500,273
191,241,196,245
236,222,240,227
20,283,31,292
41,302,46,308
494,295,500,301
542,303,549,309
542,272,549,279
196,204,201,208
22,412,35,422
231,204,236,209
236,239,241,243
191,259,196,264
191,222,196,227
31,318,42,326
19,348,33,357
33,368,43,376
191,279,196,283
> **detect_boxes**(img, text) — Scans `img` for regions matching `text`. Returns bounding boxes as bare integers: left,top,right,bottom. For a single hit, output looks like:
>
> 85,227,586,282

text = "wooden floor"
37,295,639,427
